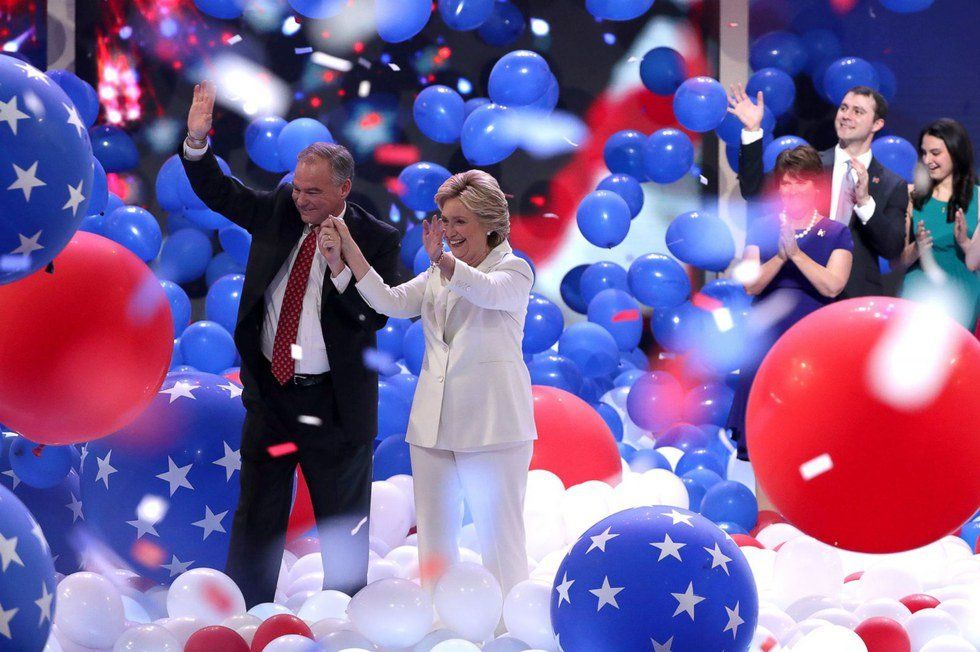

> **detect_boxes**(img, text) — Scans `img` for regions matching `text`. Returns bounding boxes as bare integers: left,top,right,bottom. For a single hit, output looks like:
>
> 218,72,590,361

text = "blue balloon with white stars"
550,506,758,651
0,483,57,650
0,54,95,285
79,371,243,584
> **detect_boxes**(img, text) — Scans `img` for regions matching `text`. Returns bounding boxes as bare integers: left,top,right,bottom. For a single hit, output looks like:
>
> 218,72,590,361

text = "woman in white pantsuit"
321,170,537,598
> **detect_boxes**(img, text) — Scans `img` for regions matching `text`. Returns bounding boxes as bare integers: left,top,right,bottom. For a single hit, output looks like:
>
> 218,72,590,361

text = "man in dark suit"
179,80,401,606
728,84,907,298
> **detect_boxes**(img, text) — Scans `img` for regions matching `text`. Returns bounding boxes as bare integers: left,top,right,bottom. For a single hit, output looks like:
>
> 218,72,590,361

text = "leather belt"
289,372,330,387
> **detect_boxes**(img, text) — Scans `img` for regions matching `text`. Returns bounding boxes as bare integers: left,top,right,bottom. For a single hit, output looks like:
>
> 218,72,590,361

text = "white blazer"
354,241,537,451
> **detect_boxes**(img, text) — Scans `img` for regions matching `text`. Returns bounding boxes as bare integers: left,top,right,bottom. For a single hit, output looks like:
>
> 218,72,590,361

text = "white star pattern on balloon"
650,533,685,562
588,576,624,612
34,583,53,626
1,470,19,490
218,382,243,399
29,521,47,552
14,61,51,84
94,451,118,488
586,526,619,553
7,162,46,201
213,442,241,482
161,554,194,577
62,180,87,216
66,493,84,523
651,636,674,652
555,572,574,607
662,509,695,527
670,581,705,620
126,516,160,539
723,602,744,638
156,457,194,496
192,506,228,540
63,102,86,137
704,543,732,575
0,602,17,639
0,533,24,572
0,96,30,135
10,231,43,256
159,380,199,403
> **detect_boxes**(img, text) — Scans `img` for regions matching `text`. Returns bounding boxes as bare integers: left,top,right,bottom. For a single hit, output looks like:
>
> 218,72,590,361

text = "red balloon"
0,232,171,443
747,298,980,553
731,534,764,548
224,369,242,385
855,617,911,652
750,509,786,537
286,468,315,543
530,386,622,487
899,593,940,613
250,614,314,652
185,626,250,652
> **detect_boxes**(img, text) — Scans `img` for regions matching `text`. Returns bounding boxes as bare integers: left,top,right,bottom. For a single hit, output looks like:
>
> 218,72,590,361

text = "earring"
486,231,492,236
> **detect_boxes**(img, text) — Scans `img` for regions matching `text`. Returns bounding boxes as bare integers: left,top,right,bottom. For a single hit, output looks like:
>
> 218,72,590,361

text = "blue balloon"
580,261,629,305
377,318,409,362
700,278,751,312
673,77,728,132
8,436,72,488
194,0,244,18
378,380,412,439
245,116,288,172
880,0,933,12
398,162,452,212
413,244,442,276
179,321,236,374
512,248,536,280
528,353,584,395
104,191,124,216
205,274,244,334
651,300,709,353
618,442,637,463
665,210,736,272
551,506,758,651
588,289,642,351
597,174,644,218
746,67,796,117
763,135,809,173
683,382,734,428
90,124,139,172
823,57,879,106
219,225,252,267
614,368,644,388
0,468,82,574
578,376,614,404
627,253,690,309
960,518,980,551
716,521,748,535
872,135,918,184
523,293,564,354
700,481,758,531
438,0,494,30
103,205,163,262
629,448,672,473
376,0,432,42
156,155,185,213
0,56,95,284
560,264,590,313
626,371,682,433
594,402,624,441
642,128,694,184
603,130,648,181
682,467,724,496
288,0,346,19
872,61,898,103
47,69,100,126
414,85,466,143
464,97,492,119
88,158,109,216
81,372,243,583
576,190,631,248
400,225,425,269
477,0,525,46
585,0,654,20
622,347,649,371
656,423,711,451
277,118,334,171
639,47,687,95
160,279,192,337
155,228,213,284
374,434,412,480
803,29,842,78
489,50,552,107
169,339,183,369
461,103,518,165
525,74,560,113
387,372,419,402
206,251,244,287
403,320,425,376
675,448,726,478
750,31,808,76
683,475,708,512
558,322,619,378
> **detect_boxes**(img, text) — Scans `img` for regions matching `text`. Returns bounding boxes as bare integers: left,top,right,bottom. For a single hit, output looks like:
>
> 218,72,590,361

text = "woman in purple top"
727,146,855,459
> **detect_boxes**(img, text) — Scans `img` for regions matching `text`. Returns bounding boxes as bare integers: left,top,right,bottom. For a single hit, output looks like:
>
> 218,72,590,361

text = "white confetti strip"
800,453,833,481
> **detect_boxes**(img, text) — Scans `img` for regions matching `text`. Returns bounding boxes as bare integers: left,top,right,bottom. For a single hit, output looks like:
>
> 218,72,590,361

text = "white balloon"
773,537,844,608
502,581,555,650
288,571,327,597
796,618,835,637
938,599,980,648
907,609,961,652
263,634,322,652
157,616,202,647
483,637,532,652
319,629,376,652
756,606,797,646
791,624,868,652
854,598,913,625
222,612,262,632
285,590,319,614
810,608,859,629
248,602,294,620
755,523,804,549
310,617,353,641
430,640,481,652
748,625,783,652
412,629,463,652
460,523,481,553
347,578,433,647
167,568,246,625
387,474,417,527
742,548,776,598
920,635,978,652
54,572,127,649
785,596,841,622
290,554,326,586
299,590,353,623
371,481,413,550
523,510,566,560
141,587,169,621
120,595,152,624
53,623,111,652
385,545,421,581
43,633,64,652
653,446,683,471
369,535,393,558
858,564,924,602
369,559,405,583
434,562,503,642
111,624,181,652
610,469,689,511
559,481,613,541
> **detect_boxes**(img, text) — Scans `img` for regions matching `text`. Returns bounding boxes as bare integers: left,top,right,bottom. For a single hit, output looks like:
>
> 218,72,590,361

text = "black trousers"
225,359,373,607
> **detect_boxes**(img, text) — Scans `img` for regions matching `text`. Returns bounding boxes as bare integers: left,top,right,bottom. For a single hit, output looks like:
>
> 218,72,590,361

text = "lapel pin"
817,229,825,237
872,176,880,184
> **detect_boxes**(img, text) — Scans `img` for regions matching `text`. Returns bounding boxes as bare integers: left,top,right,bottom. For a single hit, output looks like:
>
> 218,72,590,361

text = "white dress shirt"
183,141,352,373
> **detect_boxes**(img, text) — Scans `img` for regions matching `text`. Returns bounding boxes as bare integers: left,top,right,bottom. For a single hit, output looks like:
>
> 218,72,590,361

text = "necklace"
780,209,820,240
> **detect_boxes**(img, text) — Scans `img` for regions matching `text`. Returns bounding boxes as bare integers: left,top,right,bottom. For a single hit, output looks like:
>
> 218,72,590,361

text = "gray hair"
296,142,355,186
434,170,510,248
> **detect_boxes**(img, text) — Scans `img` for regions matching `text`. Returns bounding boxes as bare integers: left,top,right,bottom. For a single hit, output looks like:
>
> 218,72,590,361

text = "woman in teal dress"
898,118,980,330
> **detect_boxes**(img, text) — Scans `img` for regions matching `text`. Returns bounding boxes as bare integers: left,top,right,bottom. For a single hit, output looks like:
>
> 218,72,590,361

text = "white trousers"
409,442,533,599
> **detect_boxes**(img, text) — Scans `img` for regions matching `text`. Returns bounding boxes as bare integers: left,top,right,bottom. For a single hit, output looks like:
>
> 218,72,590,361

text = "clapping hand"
727,83,765,132
778,221,799,260
849,157,871,206
915,219,933,252
953,208,969,250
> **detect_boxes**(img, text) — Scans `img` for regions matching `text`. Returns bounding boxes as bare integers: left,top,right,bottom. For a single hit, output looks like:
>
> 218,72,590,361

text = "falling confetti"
267,442,299,457
800,453,834,481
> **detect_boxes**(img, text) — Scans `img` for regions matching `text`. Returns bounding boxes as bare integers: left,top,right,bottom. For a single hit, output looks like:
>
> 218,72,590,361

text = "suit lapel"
266,214,304,291
820,148,836,217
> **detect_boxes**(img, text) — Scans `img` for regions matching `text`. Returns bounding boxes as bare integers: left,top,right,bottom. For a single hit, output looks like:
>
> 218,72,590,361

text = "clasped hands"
315,216,350,268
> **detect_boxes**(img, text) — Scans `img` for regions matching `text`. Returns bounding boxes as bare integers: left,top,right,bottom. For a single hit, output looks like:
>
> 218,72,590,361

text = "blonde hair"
434,170,510,248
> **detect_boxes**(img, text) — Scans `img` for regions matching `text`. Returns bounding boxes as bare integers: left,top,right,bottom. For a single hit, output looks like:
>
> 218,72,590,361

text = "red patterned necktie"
271,229,318,385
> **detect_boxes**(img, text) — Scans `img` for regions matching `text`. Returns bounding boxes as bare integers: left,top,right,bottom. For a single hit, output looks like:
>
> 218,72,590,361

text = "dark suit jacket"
738,138,908,298
179,146,401,451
